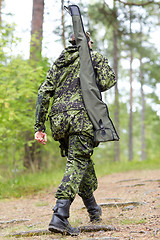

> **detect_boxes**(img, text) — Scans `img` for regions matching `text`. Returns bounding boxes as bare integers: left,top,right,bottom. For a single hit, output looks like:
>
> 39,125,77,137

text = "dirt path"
0,169,160,240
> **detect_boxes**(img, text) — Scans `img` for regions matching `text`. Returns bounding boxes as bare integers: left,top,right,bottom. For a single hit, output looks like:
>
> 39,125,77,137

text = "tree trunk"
139,21,146,161
113,0,120,162
30,0,44,60
0,0,2,25
24,133,42,171
24,0,44,170
61,0,66,48
128,6,133,161
140,58,146,161
129,51,133,161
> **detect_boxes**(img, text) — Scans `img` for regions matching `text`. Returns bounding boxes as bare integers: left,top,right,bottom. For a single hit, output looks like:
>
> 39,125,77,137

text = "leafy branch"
115,0,160,6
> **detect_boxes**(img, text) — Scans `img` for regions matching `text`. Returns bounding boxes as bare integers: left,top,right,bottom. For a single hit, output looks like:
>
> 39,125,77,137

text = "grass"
35,201,49,207
0,157,160,200
0,168,65,199
95,157,160,177
121,218,147,225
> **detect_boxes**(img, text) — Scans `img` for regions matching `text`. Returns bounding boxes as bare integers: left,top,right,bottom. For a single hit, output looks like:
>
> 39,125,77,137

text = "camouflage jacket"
34,46,116,133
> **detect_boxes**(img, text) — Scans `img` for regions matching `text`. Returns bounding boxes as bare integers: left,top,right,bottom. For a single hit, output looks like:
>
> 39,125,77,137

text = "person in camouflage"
34,33,116,235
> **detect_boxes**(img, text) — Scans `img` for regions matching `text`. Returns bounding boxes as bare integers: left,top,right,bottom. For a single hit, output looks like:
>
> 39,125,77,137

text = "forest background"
0,0,160,199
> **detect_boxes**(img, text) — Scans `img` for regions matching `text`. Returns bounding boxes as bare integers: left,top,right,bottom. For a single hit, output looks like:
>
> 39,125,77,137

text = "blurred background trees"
0,0,160,177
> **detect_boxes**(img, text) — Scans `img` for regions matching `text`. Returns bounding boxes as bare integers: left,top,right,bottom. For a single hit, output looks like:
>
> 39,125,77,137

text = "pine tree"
128,6,133,161
0,0,2,24
61,0,66,48
24,0,45,171
113,0,120,162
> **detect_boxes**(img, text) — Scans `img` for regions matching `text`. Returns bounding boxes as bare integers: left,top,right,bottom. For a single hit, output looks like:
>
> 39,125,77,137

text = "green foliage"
0,57,49,164
0,23,17,62
0,24,52,173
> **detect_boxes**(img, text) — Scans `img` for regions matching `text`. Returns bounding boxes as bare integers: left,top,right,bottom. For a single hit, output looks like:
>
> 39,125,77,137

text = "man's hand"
35,131,47,145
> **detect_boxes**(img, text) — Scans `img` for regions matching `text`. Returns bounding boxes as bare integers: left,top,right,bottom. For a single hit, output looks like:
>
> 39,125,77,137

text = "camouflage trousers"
55,134,98,200
51,110,98,200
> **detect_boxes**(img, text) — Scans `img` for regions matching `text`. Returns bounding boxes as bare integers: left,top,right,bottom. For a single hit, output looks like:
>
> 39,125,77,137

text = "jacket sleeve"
92,51,116,92
34,64,57,133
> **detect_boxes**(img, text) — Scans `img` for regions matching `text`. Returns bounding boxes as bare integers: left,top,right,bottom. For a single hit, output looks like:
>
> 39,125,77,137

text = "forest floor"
0,169,160,240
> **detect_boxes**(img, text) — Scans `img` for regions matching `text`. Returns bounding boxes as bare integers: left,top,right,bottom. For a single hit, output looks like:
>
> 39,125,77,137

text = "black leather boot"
82,195,102,222
48,199,80,236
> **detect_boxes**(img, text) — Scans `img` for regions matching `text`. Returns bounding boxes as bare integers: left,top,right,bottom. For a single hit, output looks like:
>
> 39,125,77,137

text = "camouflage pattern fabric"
51,110,96,200
49,110,94,141
55,134,98,200
34,46,116,134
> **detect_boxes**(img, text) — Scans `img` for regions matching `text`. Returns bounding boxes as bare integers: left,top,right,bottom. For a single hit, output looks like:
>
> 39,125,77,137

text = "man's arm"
34,64,56,137
92,52,116,92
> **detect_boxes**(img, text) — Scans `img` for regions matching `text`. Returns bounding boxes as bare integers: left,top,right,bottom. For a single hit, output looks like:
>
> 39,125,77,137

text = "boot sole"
48,225,80,236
